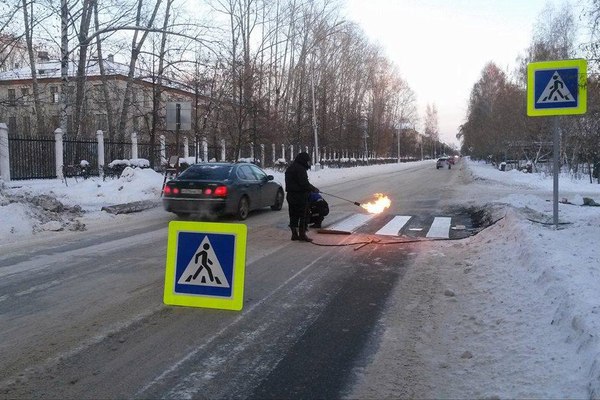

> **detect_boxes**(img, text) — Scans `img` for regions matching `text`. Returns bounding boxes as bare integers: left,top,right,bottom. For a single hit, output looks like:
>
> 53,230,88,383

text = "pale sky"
343,0,585,147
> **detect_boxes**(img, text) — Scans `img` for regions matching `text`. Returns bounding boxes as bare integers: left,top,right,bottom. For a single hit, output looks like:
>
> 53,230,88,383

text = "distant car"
436,157,451,169
162,162,284,220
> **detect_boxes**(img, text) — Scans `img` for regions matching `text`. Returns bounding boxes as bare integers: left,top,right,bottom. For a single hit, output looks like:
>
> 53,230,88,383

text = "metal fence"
8,136,56,179
7,136,192,180
5,135,387,180
64,137,98,175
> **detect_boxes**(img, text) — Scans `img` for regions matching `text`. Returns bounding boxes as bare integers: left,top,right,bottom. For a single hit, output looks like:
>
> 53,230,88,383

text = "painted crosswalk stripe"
375,216,412,236
328,213,377,232
426,217,452,238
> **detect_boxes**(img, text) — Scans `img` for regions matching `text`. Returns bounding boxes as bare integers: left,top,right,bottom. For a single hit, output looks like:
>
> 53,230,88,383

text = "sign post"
527,59,587,229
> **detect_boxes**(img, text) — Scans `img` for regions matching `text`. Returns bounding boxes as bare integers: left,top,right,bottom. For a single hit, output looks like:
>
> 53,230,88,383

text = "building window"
22,116,31,134
143,92,151,107
8,89,16,105
50,115,60,132
8,116,16,133
21,88,30,104
95,114,107,131
67,115,73,135
93,84,105,105
50,86,59,103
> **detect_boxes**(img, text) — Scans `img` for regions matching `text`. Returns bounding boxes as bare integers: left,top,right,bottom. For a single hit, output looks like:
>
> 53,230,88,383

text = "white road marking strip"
375,216,412,236
327,213,376,232
426,217,452,238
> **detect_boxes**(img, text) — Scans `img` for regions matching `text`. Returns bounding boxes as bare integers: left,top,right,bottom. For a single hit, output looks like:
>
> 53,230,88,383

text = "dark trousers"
286,192,309,228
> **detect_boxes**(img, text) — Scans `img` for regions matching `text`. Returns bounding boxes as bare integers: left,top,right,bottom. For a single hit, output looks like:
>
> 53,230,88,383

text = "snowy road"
0,161,469,398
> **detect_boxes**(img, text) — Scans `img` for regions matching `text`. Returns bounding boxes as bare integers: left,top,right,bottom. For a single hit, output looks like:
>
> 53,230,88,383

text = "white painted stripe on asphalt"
376,215,412,236
328,213,376,232
426,217,452,238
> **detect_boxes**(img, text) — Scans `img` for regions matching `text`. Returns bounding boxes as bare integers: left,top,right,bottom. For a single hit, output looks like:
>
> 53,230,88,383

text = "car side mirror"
266,175,274,181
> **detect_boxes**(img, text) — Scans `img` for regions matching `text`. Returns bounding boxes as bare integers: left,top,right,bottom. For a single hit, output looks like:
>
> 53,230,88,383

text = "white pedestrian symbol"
178,237,230,288
537,71,574,103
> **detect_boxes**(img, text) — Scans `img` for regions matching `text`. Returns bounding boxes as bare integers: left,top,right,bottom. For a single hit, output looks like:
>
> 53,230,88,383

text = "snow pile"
0,167,164,240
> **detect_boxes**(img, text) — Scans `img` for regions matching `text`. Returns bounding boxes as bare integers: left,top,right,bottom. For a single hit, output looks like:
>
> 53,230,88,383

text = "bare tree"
424,103,439,157
21,0,46,135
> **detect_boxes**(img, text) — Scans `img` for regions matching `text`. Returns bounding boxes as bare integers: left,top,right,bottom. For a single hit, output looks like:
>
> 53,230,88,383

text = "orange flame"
361,193,391,214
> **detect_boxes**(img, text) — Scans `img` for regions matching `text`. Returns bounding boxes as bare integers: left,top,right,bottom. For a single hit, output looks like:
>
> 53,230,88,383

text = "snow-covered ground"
2,158,600,396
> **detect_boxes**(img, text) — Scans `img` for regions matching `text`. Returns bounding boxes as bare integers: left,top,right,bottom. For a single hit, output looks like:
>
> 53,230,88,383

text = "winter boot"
290,226,300,241
298,225,313,242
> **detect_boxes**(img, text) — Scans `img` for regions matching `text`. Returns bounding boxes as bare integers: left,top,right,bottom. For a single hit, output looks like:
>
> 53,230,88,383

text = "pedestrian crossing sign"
527,59,587,116
163,220,247,310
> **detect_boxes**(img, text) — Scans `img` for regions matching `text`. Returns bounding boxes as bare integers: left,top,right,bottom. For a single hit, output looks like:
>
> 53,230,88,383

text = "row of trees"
0,0,453,164
460,2,600,182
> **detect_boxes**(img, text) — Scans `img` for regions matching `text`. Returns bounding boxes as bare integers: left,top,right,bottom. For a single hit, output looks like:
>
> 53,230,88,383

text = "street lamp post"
397,128,401,163
395,121,408,163
310,58,320,170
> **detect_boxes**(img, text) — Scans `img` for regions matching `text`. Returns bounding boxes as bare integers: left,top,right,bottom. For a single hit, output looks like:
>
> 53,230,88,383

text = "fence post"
183,136,189,158
261,144,265,167
290,145,294,160
131,131,138,159
272,143,276,165
0,123,9,181
97,130,105,178
160,135,166,165
220,139,225,162
281,144,285,161
55,128,64,180
202,137,208,162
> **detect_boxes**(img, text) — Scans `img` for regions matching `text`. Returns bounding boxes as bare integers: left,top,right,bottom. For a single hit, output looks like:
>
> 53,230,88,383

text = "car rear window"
179,165,232,180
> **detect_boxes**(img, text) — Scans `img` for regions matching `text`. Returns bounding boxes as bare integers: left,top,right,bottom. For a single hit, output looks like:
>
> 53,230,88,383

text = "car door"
249,164,274,207
237,165,262,209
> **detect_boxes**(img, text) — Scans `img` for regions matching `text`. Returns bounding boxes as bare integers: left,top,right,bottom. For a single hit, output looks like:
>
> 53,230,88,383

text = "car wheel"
271,189,284,211
237,196,250,220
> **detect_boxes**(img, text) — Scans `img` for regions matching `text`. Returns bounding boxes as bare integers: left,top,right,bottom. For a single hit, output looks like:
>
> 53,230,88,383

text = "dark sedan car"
436,157,451,169
162,162,284,220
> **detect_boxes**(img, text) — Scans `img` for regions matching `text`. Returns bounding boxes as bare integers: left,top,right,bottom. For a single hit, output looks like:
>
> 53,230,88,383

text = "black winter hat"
295,152,311,169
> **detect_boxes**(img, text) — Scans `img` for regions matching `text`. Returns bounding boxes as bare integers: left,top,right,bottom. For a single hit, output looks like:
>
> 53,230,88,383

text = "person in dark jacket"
285,152,319,242
308,192,329,228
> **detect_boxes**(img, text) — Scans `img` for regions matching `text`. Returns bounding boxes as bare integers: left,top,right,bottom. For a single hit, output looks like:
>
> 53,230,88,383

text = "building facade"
0,53,200,140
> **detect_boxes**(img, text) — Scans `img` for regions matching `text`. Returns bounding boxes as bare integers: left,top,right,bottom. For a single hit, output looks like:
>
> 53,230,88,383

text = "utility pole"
310,56,320,170
60,0,69,137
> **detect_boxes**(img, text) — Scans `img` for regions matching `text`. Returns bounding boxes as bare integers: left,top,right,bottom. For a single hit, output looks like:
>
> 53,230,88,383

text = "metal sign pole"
175,103,181,168
527,59,587,230
552,117,560,229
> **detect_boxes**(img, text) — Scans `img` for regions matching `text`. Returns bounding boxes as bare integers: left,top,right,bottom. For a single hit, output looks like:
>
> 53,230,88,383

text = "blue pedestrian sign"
527,59,587,116
164,221,247,310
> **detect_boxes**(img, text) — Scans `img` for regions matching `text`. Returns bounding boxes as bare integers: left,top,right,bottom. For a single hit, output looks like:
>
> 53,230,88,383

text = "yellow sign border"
163,220,247,311
527,59,587,116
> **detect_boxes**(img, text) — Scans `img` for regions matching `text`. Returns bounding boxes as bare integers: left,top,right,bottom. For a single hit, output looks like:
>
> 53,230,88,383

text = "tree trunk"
117,0,163,142
21,0,45,135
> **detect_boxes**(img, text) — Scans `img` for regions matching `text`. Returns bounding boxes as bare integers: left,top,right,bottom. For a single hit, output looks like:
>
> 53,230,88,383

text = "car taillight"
164,186,180,195
214,186,227,197
204,188,213,195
